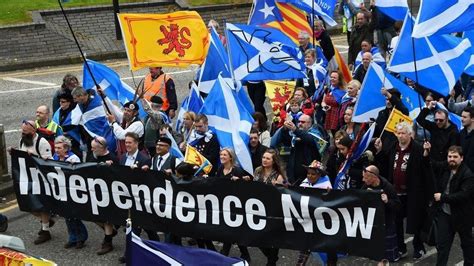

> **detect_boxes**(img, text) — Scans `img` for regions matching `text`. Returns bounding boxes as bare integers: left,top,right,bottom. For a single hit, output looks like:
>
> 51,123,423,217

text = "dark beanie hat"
150,96,163,104
156,137,172,146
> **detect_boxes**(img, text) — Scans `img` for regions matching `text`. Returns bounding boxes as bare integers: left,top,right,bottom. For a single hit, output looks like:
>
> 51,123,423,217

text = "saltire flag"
226,23,306,81
200,74,255,175
464,30,474,75
383,108,413,133
198,27,233,94
52,109,81,143
264,80,296,113
69,90,117,152
82,59,147,119
310,59,328,88
126,224,247,265
354,46,386,70
334,122,376,189
118,11,210,70
412,0,474,38
353,62,422,122
248,0,313,45
329,44,352,83
277,0,337,27
389,14,472,96
237,85,256,114
175,81,204,132
164,130,184,162
184,144,213,175
437,102,463,131
374,0,408,21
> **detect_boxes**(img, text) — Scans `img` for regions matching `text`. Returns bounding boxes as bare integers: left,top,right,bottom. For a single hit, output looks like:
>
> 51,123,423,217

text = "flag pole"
57,0,112,114
311,0,315,45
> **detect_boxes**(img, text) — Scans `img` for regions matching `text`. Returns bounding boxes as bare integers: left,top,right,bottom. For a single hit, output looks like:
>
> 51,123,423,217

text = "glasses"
435,119,445,123
22,120,36,129
93,137,106,148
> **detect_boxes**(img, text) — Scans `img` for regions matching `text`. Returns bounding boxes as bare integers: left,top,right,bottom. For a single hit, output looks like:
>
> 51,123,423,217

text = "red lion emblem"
157,24,192,57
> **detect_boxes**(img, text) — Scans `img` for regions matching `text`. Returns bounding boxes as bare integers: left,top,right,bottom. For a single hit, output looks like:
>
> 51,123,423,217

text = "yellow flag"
118,12,210,70
184,145,212,175
264,80,296,114
384,108,413,133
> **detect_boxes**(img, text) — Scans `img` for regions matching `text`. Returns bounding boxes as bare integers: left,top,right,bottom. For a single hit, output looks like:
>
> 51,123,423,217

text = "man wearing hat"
141,95,171,156
142,67,178,119
106,99,145,156
144,137,179,175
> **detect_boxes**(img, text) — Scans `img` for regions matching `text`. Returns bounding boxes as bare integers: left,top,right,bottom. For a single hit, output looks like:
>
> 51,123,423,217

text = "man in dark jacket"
374,121,432,260
424,144,474,266
249,129,267,170
313,19,335,62
348,11,374,66
460,106,474,171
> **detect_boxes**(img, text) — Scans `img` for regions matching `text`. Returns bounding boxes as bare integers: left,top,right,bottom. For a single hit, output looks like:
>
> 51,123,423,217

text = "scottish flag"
375,0,408,21
248,0,284,25
127,229,247,265
198,27,232,94
70,90,116,152
334,123,376,189
164,130,184,161
83,60,146,118
200,74,255,175
353,62,422,122
226,23,305,81
388,14,473,96
464,31,474,75
175,81,204,132
277,0,337,26
52,109,81,143
412,0,474,38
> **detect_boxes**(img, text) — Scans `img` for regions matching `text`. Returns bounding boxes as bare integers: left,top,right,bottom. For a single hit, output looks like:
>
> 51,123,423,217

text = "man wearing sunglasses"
417,101,459,162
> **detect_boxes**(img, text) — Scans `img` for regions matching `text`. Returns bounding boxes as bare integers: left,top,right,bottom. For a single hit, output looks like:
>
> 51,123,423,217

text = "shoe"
76,241,85,249
37,219,56,235
398,247,408,258
34,230,51,245
118,256,126,264
97,241,114,255
64,242,76,249
413,249,425,260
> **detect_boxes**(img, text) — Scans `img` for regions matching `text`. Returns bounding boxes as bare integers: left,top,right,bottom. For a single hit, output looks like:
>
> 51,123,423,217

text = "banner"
12,150,385,260
118,12,210,70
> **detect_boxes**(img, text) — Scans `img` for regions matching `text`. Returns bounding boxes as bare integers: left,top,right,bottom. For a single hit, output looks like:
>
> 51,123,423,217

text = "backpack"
36,127,56,153
20,135,46,158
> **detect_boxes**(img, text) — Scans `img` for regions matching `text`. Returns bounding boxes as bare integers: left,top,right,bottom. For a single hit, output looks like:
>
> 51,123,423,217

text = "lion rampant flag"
264,80,296,114
184,145,212,175
384,108,413,133
118,12,210,70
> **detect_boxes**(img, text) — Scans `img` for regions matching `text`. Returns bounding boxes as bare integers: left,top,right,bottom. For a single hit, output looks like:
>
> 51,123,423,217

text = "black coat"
375,140,433,233
460,128,474,171
119,151,150,168
430,162,474,229
316,30,335,61
417,108,459,162
193,135,220,176
362,176,400,226
250,143,267,170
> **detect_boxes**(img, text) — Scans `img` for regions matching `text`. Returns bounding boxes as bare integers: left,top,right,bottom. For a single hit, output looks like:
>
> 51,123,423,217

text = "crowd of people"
8,3,474,266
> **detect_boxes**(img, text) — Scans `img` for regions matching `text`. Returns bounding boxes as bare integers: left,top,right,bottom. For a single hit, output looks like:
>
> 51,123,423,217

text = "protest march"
5,0,474,265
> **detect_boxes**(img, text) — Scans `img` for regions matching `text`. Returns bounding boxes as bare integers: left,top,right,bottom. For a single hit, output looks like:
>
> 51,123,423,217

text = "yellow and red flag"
332,45,352,83
184,145,212,175
264,80,296,113
266,3,312,45
384,108,413,133
118,11,210,70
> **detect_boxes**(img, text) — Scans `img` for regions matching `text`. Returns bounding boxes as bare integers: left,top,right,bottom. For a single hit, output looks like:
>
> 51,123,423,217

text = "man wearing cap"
143,137,179,175
142,67,178,119
141,95,171,156
417,101,459,162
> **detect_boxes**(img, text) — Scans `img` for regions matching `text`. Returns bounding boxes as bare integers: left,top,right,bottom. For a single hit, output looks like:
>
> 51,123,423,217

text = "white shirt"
154,153,170,171
124,150,139,167
19,134,52,160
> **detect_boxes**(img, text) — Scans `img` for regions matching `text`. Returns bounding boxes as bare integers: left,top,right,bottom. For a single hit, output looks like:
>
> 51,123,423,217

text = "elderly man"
374,122,431,260
313,19,334,62
298,31,313,53
353,52,372,83
35,105,63,151
142,67,178,119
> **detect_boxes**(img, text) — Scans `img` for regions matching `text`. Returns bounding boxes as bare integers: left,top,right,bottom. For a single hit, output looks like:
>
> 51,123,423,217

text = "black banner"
12,150,385,260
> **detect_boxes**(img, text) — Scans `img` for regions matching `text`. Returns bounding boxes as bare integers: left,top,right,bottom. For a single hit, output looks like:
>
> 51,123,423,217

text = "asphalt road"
0,35,469,265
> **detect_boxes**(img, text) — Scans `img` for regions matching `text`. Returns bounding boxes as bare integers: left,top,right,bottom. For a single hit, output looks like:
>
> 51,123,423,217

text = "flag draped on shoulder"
118,11,210,70
353,62,421,122
226,23,305,81
374,0,408,21
412,0,474,38
184,144,212,175
388,14,472,96
127,229,247,265
277,0,337,27
248,0,313,45
200,74,255,175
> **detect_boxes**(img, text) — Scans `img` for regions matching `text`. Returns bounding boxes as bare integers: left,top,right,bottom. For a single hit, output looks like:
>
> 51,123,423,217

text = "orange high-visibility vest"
143,73,171,111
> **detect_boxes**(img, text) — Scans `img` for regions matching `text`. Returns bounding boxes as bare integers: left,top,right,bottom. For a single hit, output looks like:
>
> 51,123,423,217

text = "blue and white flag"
175,81,204,132
464,30,474,75
198,27,232,94
248,0,284,25
164,130,185,161
437,102,463,131
83,60,146,118
353,62,422,122
375,0,408,21
226,23,306,81
127,229,247,265
354,46,386,70
200,74,255,175
334,123,376,189
412,0,474,38
388,14,473,96
70,90,117,152
52,108,81,143
277,0,337,26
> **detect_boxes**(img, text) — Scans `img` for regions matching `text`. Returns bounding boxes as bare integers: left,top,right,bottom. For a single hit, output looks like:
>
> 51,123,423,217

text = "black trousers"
436,211,474,266
395,195,425,252
259,247,279,265
247,82,267,119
